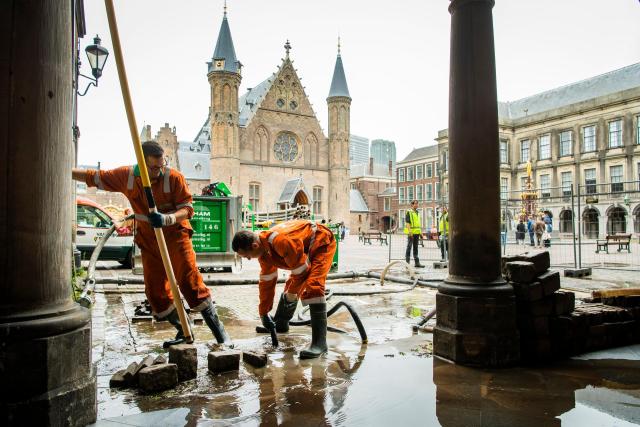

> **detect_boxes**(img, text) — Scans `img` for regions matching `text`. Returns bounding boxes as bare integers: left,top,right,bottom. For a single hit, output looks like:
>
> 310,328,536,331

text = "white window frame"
539,134,551,160
407,185,414,202
407,166,414,182
559,130,572,157
249,182,261,212
609,119,623,148
583,125,596,152
398,168,405,183
540,174,551,198
610,165,623,193
416,164,424,180
416,184,423,202
313,186,323,214
426,163,433,178
500,177,508,201
399,187,405,204
520,139,530,163
584,168,597,195
425,183,433,201
383,197,390,212
561,171,572,196
499,139,508,164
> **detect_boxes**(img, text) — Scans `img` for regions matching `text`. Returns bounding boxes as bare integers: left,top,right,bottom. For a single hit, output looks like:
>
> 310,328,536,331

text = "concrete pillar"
434,0,519,367
0,1,96,424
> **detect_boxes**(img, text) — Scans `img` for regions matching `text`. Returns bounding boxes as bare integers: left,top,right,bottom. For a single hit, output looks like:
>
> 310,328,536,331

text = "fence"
383,180,640,271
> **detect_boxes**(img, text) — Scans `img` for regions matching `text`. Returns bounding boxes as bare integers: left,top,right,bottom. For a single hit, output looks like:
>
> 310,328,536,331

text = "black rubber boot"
201,301,230,344
299,303,328,359
255,293,298,333
415,259,425,268
162,309,188,349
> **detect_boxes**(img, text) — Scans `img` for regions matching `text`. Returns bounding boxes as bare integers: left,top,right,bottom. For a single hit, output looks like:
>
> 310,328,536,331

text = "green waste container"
191,197,228,253
327,224,340,272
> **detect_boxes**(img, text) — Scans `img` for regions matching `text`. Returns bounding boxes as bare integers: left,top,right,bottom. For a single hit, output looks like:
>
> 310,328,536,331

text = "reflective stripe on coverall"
85,166,211,318
257,220,336,316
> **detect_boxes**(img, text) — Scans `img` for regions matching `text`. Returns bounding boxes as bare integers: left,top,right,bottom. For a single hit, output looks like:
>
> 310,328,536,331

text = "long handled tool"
104,0,192,343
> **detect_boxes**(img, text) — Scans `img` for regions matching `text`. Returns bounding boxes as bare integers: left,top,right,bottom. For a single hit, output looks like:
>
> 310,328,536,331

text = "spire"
328,38,350,99
210,4,239,73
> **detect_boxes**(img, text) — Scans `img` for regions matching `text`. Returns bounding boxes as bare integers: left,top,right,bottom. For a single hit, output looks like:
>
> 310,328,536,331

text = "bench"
595,234,632,254
362,231,388,245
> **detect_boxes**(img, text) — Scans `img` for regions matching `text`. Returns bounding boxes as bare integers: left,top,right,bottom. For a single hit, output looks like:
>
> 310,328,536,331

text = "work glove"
261,314,276,331
148,212,176,228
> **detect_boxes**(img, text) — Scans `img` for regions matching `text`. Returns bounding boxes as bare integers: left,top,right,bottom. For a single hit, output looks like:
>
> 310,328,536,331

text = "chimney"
369,157,374,176
388,160,393,177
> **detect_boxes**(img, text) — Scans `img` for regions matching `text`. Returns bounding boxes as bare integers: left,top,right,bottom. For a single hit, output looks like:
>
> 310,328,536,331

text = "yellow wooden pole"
104,0,192,343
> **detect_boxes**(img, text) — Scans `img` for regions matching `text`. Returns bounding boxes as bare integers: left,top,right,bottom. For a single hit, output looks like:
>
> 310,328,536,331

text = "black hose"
290,301,368,343
268,325,278,347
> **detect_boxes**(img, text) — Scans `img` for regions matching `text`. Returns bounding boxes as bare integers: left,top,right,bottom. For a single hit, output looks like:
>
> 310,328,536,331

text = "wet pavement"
89,236,640,426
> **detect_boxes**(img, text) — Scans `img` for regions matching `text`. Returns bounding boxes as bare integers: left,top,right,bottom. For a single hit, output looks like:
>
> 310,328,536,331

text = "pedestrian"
516,218,526,245
535,215,546,248
232,220,336,359
340,222,346,241
404,200,425,268
438,206,450,261
72,141,230,347
527,215,535,246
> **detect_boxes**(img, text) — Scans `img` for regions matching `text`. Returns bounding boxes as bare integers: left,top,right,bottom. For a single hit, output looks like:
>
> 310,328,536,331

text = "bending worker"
71,141,229,347
232,220,336,359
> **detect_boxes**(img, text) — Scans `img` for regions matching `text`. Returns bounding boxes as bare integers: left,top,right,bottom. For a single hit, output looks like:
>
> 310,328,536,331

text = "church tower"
208,6,241,193
327,40,351,223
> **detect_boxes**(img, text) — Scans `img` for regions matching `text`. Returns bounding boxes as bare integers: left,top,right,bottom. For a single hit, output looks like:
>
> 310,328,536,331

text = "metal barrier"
388,233,446,263
501,181,640,272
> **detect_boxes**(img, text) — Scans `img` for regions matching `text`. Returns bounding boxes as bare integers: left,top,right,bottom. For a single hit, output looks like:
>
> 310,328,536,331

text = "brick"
109,369,127,388
501,255,521,276
538,271,560,296
518,297,554,317
505,261,537,284
153,354,167,365
169,344,198,381
121,361,139,385
515,252,550,275
553,291,575,315
208,350,241,374
517,315,550,336
587,324,607,350
138,364,178,393
511,281,543,302
243,351,268,368
133,355,156,385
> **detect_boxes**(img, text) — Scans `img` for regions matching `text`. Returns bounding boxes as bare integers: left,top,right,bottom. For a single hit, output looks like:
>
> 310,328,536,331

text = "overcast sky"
77,0,640,168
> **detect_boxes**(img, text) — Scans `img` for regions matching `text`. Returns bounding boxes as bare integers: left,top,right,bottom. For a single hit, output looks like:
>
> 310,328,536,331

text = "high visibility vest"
404,210,421,235
439,213,449,234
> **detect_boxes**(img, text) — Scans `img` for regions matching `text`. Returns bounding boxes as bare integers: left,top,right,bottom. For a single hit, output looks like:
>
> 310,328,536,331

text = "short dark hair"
411,200,418,204
142,140,164,157
232,230,257,252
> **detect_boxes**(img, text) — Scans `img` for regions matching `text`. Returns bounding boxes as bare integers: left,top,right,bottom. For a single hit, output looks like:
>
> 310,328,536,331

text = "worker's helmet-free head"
232,230,263,260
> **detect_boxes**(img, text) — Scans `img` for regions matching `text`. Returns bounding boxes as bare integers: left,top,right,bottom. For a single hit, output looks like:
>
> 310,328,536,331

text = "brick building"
349,159,394,233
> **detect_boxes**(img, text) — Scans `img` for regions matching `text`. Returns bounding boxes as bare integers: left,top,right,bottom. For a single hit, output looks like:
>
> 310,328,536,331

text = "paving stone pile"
110,346,270,394
503,252,640,363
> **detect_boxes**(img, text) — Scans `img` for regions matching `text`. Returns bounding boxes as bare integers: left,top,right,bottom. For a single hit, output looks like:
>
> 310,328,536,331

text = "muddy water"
95,291,640,426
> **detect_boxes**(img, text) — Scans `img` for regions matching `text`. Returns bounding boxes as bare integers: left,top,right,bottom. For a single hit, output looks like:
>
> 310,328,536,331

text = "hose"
290,301,368,343
412,307,437,332
78,214,134,308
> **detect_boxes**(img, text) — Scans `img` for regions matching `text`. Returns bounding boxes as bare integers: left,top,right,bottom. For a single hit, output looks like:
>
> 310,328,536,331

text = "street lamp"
78,35,109,96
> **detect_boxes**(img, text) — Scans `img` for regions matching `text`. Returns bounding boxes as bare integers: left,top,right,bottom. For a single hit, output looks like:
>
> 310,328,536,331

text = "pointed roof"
209,10,239,73
328,46,350,99
139,124,152,142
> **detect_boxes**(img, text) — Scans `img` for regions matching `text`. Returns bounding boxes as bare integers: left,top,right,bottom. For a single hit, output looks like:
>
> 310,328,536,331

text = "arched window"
583,208,599,239
559,210,573,233
305,133,318,167
607,206,627,234
273,132,299,163
634,205,640,234
254,127,269,162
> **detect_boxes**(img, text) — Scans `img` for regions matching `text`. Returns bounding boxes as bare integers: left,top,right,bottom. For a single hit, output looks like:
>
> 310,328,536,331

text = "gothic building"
150,9,351,223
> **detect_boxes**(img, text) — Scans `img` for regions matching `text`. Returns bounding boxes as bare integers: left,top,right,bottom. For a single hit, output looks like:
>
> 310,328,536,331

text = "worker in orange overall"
232,220,337,358
72,141,229,347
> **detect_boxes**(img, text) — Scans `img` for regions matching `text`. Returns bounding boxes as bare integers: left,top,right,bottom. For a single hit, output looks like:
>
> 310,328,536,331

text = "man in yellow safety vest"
404,200,425,268
438,206,449,261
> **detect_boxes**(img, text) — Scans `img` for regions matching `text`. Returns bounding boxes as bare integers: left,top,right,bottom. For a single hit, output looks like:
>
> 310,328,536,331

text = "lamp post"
72,34,109,268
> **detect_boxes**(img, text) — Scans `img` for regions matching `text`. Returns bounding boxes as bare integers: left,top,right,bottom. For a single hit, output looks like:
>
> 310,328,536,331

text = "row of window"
500,163,639,200
506,116,640,164
398,183,443,204
397,161,439,183
247,183,324,214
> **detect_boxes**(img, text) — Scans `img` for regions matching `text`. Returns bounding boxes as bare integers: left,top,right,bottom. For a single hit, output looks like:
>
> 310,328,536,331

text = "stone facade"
435,63,640,238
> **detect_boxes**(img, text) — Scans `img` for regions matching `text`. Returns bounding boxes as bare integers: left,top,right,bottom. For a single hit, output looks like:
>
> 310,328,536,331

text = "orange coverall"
257,220,336,316
85,166,211,318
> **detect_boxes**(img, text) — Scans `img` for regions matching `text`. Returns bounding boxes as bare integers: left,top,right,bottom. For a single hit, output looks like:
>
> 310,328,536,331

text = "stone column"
434,0,519,367
0,1,96,424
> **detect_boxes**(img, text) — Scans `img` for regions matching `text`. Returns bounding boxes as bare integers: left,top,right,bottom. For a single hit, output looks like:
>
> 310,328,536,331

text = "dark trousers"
440,235,449,260
405,234,420,262
529,232,535,246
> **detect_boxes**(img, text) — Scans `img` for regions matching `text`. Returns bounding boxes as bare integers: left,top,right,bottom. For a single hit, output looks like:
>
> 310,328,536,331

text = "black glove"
148,212,176,228
261,314,276,331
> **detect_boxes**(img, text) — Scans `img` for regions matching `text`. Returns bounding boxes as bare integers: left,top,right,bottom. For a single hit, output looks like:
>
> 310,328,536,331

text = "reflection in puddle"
95,294,640,426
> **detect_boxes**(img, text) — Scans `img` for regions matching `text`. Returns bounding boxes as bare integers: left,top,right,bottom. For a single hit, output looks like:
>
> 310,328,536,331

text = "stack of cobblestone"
503,252,640,363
